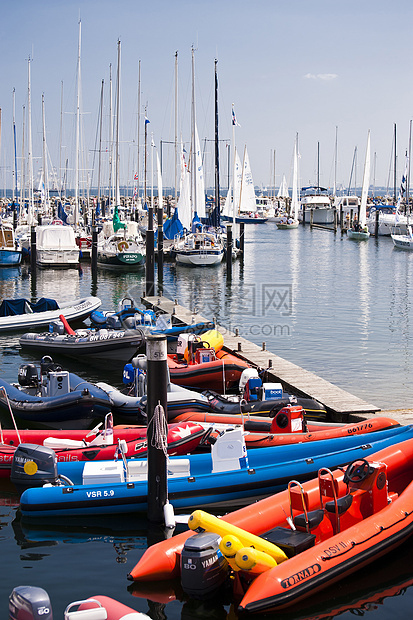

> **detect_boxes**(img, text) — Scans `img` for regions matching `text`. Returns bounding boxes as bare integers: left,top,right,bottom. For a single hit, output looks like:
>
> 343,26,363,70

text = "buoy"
235,546,278,574
219,534,243,571
188,510,288,564
163,501,175,529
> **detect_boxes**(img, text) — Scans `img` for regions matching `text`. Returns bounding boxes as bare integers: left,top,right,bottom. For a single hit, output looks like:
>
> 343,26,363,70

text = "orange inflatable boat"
128,436,413,613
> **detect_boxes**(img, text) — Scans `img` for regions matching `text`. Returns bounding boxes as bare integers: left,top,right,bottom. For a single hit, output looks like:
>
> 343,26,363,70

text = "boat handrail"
288,480,309,532
318,467,341,532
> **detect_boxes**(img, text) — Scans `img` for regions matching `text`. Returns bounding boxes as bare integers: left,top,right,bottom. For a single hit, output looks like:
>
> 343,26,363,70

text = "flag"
134,172,139,181
232,106,240,127
145,116,150,125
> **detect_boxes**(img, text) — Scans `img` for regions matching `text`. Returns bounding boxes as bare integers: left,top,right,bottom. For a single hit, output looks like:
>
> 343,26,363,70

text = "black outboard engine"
40,355,61,376
17,364,39,388
10,444,58,492
181,532,229,599
9,585,52,619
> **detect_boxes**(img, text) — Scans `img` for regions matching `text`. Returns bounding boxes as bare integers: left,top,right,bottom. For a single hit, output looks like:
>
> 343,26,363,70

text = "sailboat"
222,147,267,224
277,134,299,230
347,131,371,240
173,50,224,266
391,126,413,250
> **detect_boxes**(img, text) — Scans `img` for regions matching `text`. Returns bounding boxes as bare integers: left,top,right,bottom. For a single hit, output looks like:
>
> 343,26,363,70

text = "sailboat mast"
317,141,320,190
59,81,63,199
333,125,338,197
12,88,18,204
214,59,220,228
136,59,141,208
27,57,34,226
394,122,397,204
21,105,25,221
114,39,121,208
97,79,104,203
191,46,196,221
407,120,412,216
108,64,113,207
174,51,178,203
74,19,81,227
41,93,49,215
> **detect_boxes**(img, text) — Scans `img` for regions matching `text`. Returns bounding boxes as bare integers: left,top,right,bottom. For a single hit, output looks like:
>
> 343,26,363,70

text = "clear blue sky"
1,0,412,196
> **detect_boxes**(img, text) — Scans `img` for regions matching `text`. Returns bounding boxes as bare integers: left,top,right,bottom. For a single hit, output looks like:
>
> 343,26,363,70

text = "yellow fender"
219,535,244,572
188,510,288,564
235,547,278,574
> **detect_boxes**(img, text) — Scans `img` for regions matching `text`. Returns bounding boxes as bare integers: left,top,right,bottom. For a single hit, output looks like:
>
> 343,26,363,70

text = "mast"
59,81,63,198
12,88,18,204
108,63,113,207
74,18,81,227
20,105,25,221
213,58,220,228
191,46,196,222
114,39,121,208
97,79,104,204
136,59,141,208
317,141,320,190
394,122,397,204
407,120,412,216
27,56,34,226
333,126,338,197
174,51,178,203
41,93,49,215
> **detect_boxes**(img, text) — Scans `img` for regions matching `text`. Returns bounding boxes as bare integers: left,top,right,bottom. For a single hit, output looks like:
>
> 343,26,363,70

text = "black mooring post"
226,224,232,279
146,334,168,524
239,222,245,256
375,208,379,238
146,204,155,297
91,226,98,278
30,225,36,270
157,204,164,286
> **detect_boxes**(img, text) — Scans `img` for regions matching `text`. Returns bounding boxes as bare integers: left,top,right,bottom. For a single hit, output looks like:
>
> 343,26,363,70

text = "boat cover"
0,297,59,317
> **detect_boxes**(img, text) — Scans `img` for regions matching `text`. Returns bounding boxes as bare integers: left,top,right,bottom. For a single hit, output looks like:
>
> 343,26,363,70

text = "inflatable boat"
0,415,206,478
0,296,101,332
128,434,413,614
9,586,150,619
0,357,111,428
16,423,413,519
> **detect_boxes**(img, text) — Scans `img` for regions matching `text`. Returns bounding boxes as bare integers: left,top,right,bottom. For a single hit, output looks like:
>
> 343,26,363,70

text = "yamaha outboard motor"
9,585,52,619
10,444,58,492
17,364,39,388
181,532,229,599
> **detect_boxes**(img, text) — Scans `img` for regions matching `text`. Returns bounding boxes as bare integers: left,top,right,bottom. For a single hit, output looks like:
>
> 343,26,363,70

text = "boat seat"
262,526,316,558
325,493,353,515
293,509,324,531
127,458,190,481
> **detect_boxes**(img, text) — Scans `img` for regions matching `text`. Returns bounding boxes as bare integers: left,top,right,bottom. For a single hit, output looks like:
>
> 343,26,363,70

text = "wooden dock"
142,296,380,420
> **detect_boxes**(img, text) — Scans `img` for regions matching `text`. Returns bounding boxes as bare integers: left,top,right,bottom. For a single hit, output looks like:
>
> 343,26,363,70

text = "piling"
226,224,232,279
146,204,155,297
13,209,17,230
91,226,98,278
302,206,306,225
239,222,245,256
146,334,169,524
157,203,164,285
310,208,314,227
30,225,36,270
375,208,379,238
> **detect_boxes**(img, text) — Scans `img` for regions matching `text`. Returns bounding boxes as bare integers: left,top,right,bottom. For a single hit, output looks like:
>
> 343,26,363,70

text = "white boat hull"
391,234,413,250
347,229,370,241
175,250,224,266
0,296,101,331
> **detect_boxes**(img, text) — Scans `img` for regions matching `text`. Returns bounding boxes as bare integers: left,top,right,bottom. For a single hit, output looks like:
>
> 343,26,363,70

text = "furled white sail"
177,141,192,231
291,135,299,220
277,174,289,199
239,146,257,213
359,130,371,227
156,151,163,214
194,125,206,218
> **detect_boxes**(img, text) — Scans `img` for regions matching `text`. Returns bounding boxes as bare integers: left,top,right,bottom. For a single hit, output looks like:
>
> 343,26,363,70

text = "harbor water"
1,222,413,618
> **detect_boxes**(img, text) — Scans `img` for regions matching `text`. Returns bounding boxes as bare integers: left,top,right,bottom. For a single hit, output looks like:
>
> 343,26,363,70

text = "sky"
1,0,412,197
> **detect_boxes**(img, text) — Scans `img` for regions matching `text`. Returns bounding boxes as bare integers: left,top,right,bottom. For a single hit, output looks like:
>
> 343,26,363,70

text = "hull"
167,350,250,391
128,433,413,613
19,424,413,519
221,214,268,224
391,234,413,250
36,248,80,267
276,222,299,229
347,229,370,240
0,249,22,266
19,328,145,363
0,373,111,429
1,421,205,478
0,296,101,331
175,250,223,266
97,251,145,269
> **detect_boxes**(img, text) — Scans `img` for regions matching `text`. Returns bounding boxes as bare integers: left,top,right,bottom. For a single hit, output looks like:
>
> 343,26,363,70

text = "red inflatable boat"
128,435,413,613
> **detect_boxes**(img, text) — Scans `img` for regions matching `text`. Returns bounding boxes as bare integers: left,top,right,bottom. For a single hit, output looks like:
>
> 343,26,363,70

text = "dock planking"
142,296,380,419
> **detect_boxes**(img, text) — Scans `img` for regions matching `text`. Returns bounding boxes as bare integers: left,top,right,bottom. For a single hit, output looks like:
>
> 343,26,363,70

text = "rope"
0,386,21,444
148,402,168,457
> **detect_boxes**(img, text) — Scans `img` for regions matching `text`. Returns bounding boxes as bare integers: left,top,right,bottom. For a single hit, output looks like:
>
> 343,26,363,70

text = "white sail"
277,174,289,198
177,141,192,231
359,130,371,227
239,146,257,213
291,135,299,220
194,125,206,218
222,183,233,218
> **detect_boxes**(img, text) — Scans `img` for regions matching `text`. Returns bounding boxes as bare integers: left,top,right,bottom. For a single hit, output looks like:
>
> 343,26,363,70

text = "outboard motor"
9,585,52,619
17,364,39,388
181,532,229,599
40,355,61,376
10,444,58,492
